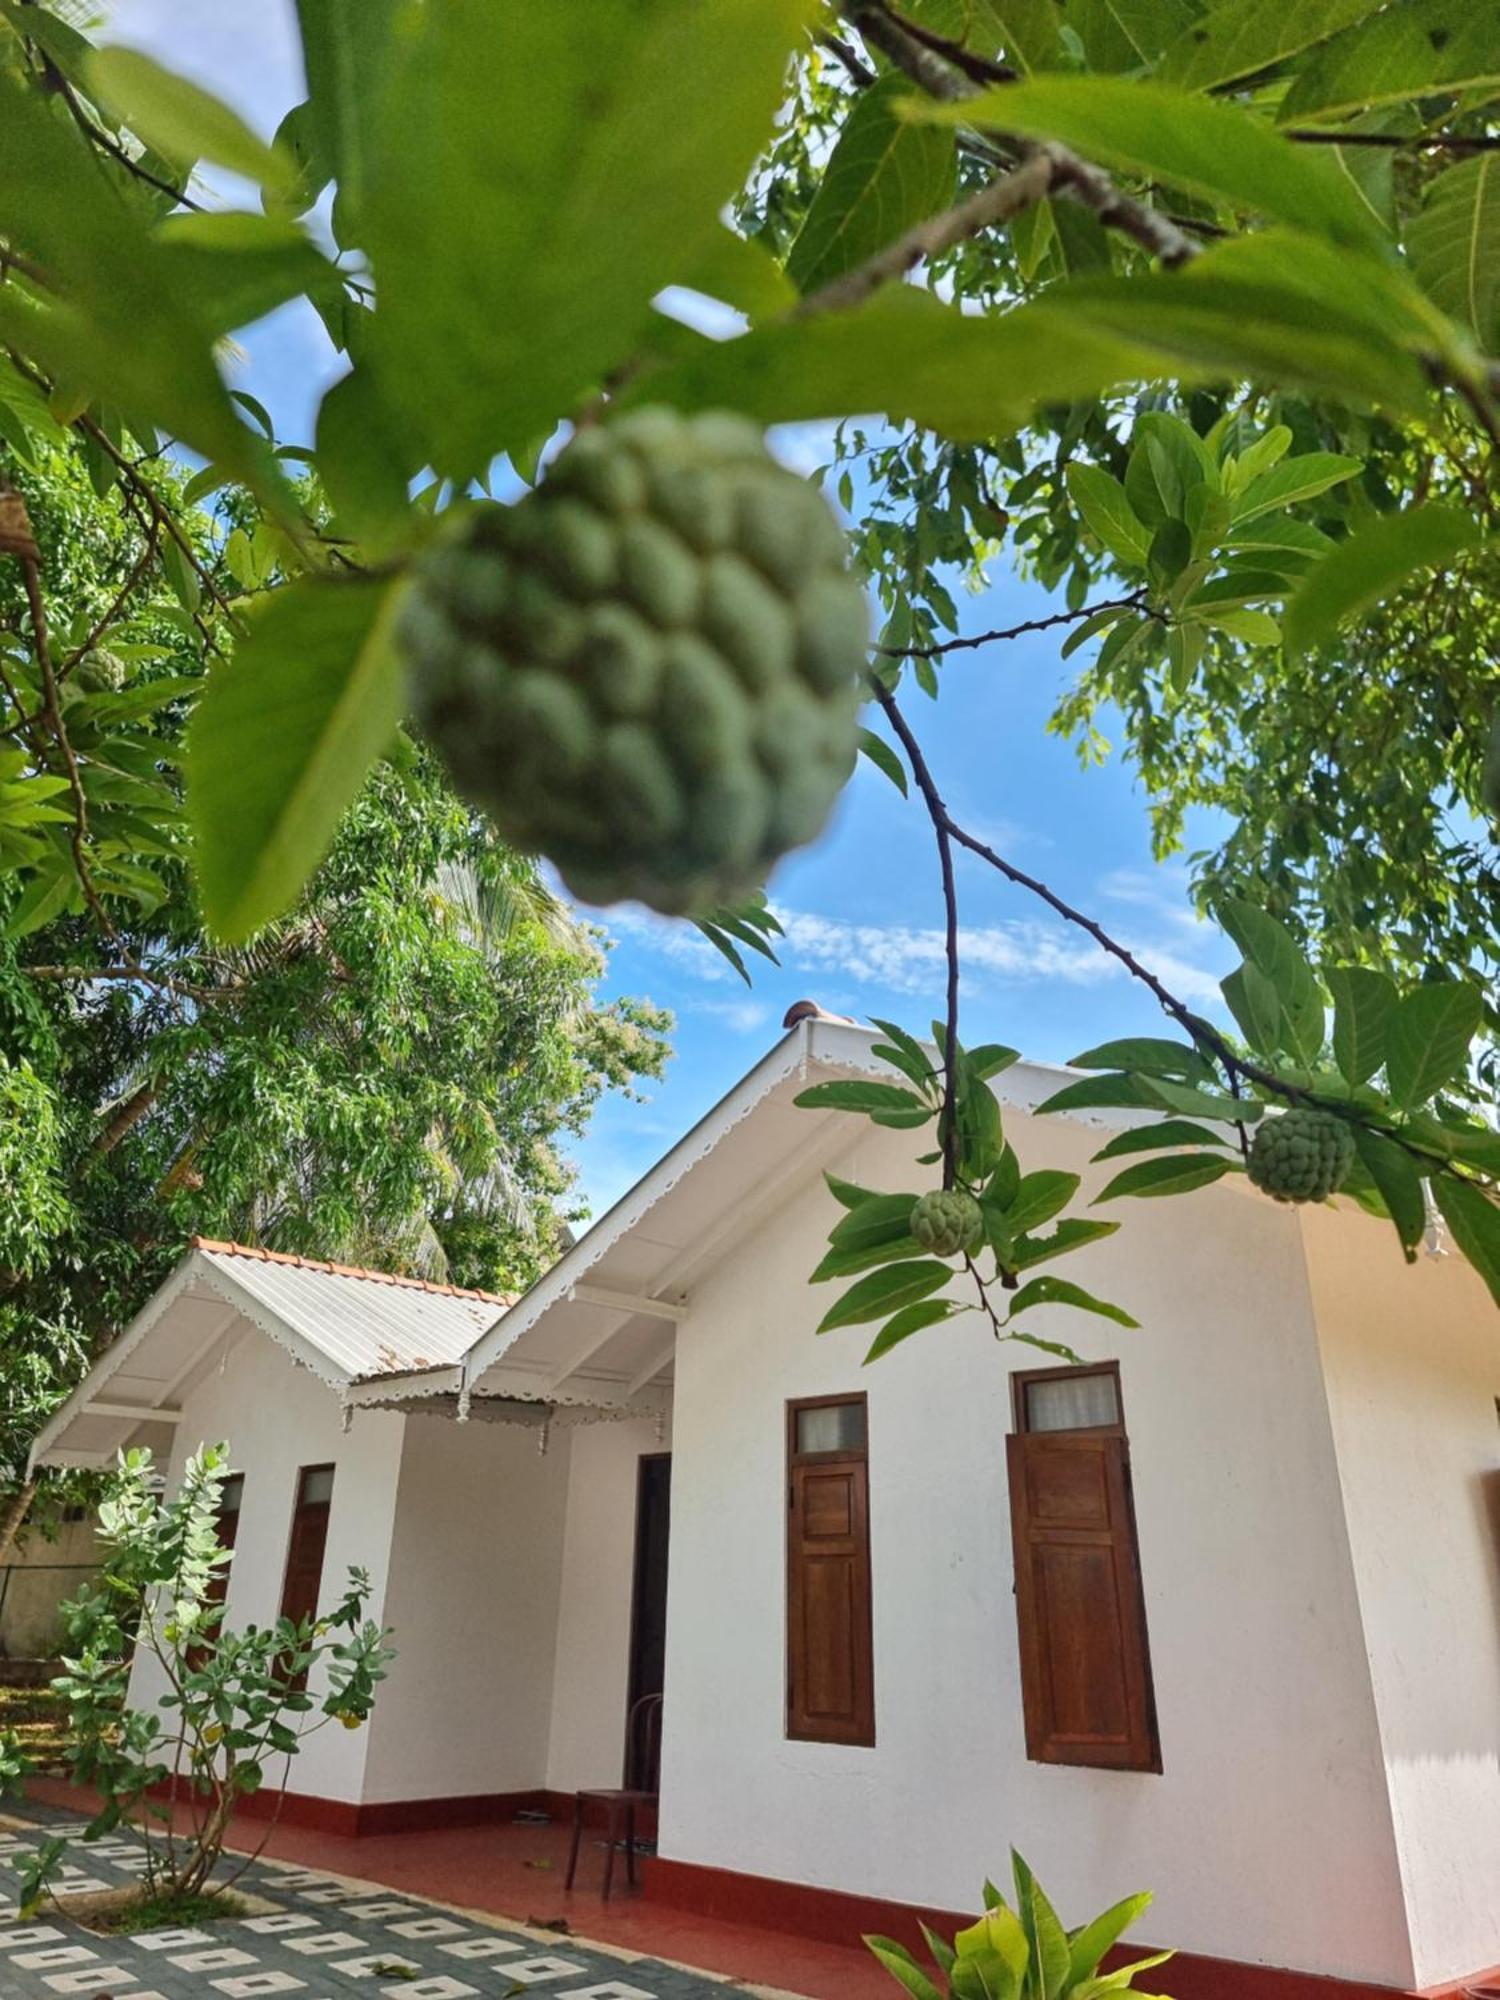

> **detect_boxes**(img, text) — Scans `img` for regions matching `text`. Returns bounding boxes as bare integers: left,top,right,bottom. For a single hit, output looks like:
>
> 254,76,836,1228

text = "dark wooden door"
280,1465,334,1628
787,1450,874,1745
626,1452,671,1788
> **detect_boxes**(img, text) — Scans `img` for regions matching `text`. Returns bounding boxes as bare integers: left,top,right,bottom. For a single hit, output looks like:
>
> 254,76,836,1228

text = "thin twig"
815,29,877,87
59,518,160,679
24,963,238,1004
1286,128,1500,151
797,153,1056,316
877,593,1148,658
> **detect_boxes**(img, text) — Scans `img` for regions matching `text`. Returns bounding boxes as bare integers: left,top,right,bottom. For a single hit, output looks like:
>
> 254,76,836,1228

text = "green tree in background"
0,2,1496,1395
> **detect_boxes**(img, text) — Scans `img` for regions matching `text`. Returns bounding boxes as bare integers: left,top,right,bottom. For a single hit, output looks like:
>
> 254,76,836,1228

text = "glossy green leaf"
1231,452,1362,524
1280,0,1500,125
1065,463,1151,566
187,577,409,942
1219,898,1325,1064
1326,965,1399,1087
911,78,1387,248
864,1297,962,1363
1094,1153,1237,1200
363,0,815,478
87,47,296,197
794,1079,934,1127
969,1044,1022,1079
1384,982,1483,1110
859,728,910,797
1005,1170,1081,1234
826,1174,882,1211
1221,960,1284,1057
829,1192,926,1255
865,1937,946,2000
1158,0,1385,91
1005,1275,1138,1327
817,1259,953,1333
788,73,956,296
1353,1127,1425,1260
1092,1119,1234,1160
1035,1072,1161,1115
1434,1178,1500,1309
1407,156,1500,349
314,367,412,545
1285,506,1483,656
1067,1893,1155,1986
1138,1076,1260,1123
1069,1036,1215,1083
1010,1218,1120,1269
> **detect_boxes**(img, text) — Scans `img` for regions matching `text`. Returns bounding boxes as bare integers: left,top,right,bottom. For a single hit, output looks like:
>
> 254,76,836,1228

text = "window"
206,1473,244,1615
1007,1364,1159,1773
786,1394,874,1746
280,1464,334,1631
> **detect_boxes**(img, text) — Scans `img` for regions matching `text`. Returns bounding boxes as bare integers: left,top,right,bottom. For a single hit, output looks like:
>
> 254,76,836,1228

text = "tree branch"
24,963,239,1005
877,593,1148,658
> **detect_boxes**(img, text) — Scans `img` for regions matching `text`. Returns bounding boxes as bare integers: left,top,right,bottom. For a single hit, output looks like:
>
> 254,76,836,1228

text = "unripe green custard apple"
1247,1106,1354,1203
401,407,870,914
909,1188,984,1257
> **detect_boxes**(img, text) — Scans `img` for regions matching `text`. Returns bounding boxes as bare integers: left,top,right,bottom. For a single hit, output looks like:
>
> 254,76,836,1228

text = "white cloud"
691,997,772,1034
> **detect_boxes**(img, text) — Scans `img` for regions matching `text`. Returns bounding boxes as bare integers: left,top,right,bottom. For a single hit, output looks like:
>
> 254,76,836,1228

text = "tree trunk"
92,1082,158,1157
0,1477,37,1567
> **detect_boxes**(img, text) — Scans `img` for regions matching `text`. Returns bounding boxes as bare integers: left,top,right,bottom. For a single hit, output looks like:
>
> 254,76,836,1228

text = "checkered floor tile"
0,1808,749,2000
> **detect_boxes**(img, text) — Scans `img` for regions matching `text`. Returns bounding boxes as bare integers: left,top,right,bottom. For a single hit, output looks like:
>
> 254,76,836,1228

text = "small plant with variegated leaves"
867,1852,1171,2000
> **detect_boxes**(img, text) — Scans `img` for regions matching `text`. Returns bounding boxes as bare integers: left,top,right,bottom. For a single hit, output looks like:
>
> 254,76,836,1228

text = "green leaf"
1327,965,1398,1088
817,1260,954,1333
910,78,1387,248
794,1080,935,1128
1231,452,1363,524
1035,1073,1161,1115
969,1043,1021,1079
1092,1119,1234,1160
1353,1127,1426,1260
1138,1077,1260,1123
1069,1037,1215,1083
828,1193,926,1256
788,73,956,296
864,1298,962,1363
1010,1217,1120,1268
1221,961,1285,1058
1280,0,1500,125
1095,1153,1237,1200
186,577,409,942
859,728,910,797
813,1234,927,1282
1407,156,1500,349
1005,1171,1082,1234
825,1174,882,1211
1067,1895,1155,1986
154,212,338,339
1158,0,1385,91
1434,1178,1500,1309
86,47,297,197
1006,1275,1138,1328
363,0,815,479
1384,983,1483,1111
678,227,798,321
294,0,401,234
0,73,278,503
315,366,413,544
1065,463,1151,567
1219,898,1325,1065
1284,506,1483,655
871,1018,939,1090
866,1937,947,2000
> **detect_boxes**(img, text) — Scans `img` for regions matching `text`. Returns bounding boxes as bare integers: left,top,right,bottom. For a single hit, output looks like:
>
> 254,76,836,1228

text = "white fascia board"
28,1248,207,1472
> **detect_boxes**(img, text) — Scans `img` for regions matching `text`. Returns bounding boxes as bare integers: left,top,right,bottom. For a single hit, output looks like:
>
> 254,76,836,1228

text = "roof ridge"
190,1237,515,1308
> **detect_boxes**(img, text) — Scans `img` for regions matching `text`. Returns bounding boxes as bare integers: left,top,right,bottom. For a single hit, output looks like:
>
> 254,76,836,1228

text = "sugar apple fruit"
401,407,870,914
1246,1107,1354,1204
909,1188,984,1257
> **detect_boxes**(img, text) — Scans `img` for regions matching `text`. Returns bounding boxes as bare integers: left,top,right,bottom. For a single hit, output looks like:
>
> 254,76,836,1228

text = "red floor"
22,1777,889,2000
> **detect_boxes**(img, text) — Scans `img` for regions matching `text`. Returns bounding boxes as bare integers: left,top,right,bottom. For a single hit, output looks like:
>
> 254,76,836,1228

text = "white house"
32,1011,1500,1998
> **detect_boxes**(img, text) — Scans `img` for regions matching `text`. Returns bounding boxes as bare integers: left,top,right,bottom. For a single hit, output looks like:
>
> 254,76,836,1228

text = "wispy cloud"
608,901,1226,1008
691,996,772,1034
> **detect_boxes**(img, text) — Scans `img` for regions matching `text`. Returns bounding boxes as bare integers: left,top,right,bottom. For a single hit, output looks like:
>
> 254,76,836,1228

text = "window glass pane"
220,1474,244,1517
1024,1372,1120,1433
300,1466,335,1506
795,1402,866,1454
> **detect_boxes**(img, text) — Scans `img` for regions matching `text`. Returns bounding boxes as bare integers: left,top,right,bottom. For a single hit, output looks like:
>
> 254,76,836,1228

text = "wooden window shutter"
1007,1423,1159,1772
786,1397,874,1746
279,1464,334,1629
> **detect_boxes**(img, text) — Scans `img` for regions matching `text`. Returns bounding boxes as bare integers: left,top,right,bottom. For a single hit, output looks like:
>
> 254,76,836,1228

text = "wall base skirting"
170,1784,654,1840
640,1857,1412,2000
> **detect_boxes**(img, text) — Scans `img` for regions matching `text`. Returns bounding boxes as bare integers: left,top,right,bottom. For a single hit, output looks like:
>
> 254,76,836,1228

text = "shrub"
0,1442,393,1915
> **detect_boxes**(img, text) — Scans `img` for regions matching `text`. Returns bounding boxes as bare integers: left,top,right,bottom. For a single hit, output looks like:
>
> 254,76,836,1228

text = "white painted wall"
659,1106,1414,1985
1304,1204,1500,1989
546,1414,671,1795
127,1324,407,1805
360,1412,572,1804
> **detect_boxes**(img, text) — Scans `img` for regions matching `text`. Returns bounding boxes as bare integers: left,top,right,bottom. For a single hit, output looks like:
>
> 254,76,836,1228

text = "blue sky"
111,2,1237,1216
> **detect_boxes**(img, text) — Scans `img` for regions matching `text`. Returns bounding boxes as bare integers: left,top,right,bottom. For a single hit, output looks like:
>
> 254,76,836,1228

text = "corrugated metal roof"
194,1240,510,1381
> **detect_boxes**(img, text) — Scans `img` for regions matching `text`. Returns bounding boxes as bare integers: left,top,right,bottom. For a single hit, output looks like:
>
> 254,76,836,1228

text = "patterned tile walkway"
0,1807,765,2000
